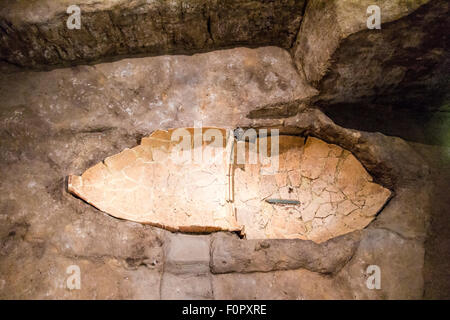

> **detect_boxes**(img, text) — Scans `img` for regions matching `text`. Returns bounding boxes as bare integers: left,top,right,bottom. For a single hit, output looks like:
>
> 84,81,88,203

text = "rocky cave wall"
0,0,306,68
1,0,448,144
0,0,449,299
292,0,450,145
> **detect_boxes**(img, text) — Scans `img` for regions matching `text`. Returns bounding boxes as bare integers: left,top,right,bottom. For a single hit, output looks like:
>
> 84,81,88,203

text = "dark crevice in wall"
319,103,450,146
289,0,309,50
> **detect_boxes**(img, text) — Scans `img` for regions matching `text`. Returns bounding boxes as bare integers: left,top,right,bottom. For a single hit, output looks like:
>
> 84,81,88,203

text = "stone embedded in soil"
210,231,361,274
68,130,391,243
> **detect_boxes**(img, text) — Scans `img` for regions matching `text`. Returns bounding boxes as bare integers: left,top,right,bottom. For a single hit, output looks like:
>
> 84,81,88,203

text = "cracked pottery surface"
68,130,391,243
235,136,391,242
68,127,240,233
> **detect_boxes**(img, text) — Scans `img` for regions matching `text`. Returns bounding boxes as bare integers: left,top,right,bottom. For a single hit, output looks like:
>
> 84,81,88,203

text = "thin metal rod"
265,199,301,205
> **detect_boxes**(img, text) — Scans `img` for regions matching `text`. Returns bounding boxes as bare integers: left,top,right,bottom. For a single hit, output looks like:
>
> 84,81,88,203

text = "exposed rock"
210,231,361,274
293,0,431,85
52,218,164,269
370,185,431,240
0,0,306,68
0,203,164,299
0,46,316,137
161,273,213,300
2,253,162,299
415,143,450,299
2,0,447,150
0,146,166,298
292,0,449,138
213,228,426,299
336,228,425,299
212,269,353,299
